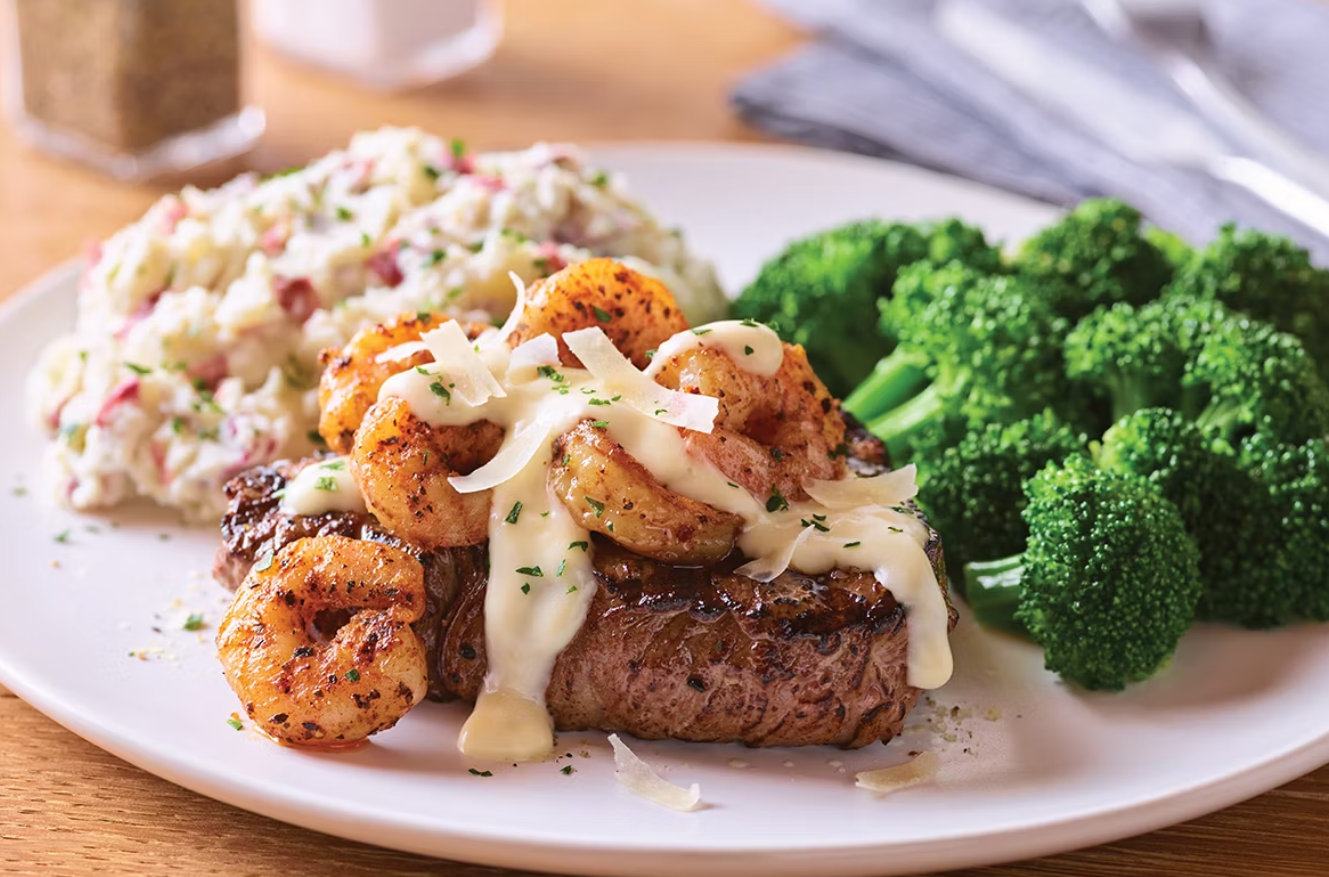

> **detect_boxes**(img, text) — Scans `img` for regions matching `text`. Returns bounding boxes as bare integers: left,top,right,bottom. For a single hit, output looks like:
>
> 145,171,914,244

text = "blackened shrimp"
350,396,503,549
215,535,428,747
508,258,689,369
318,313,486,455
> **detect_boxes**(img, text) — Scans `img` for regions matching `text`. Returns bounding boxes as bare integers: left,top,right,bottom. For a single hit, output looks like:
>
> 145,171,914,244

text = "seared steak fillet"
215,428,956,748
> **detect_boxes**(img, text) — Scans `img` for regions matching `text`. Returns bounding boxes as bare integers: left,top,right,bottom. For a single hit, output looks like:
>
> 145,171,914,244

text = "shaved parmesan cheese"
563,327,718,433
736,523,812,583
420,320,506,406
855,751,939,795
806,466,919,510
608,734,704,812
507,333,562,382
488,271,532,349
374,340,430,364
449,416,559,494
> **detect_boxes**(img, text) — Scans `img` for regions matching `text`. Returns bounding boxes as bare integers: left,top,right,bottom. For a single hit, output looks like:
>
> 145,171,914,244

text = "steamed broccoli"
966,456,1201,691
916,411,1087,583
1098,409,1286,628
845,263,1070,458
1170,224,1329,380
732,219,1003,397
1064,300,1187,423
1016,199,1175,322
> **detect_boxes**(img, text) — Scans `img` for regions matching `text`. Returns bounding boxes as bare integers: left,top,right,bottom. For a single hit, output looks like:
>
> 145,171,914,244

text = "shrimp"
351,396,503,549
508,258,689,369
216,535,428,747
318,313,486,455
653,341,848,501
549,420,743,564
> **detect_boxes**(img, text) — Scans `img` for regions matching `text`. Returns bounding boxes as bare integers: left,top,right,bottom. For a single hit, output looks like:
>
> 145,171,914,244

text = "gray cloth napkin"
733,0,1329,259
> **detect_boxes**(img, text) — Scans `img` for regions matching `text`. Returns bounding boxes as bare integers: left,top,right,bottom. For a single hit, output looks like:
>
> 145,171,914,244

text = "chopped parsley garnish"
556,559,566,577
541,510,550,518
766,486,789,513
844,541,861,548
360,232,372,248
429,379,452,404
124,362,151,375
566,585,578,594
800,518,830,533
255,551,275,572
424,249,444,268
569,541,589,551
468,768,494,777
888,526,904,533
692,328,712,336
520,583,531,595
516,566,543,577
744,345,754,356
415,365,431,375
740,317,760,327
314,476,337,492
226,716,244,731
606,521,615,533
727,482,739,489
590,170,609,187
450,138,467,158
590,420,610,428
171,416,184,435
654,408,667,416
561,765,576,775
12,486,26,497
588,397,611,406
585,497,605,517
346,669,361,682
336,206,354,221
183,613,205,631
423,165,441,180
537,365,566,383
505,501,523,524
562,454,571,466
593,306,613,323
321,459,345,470
813,513,826,521
581,388,597,395
416,312,433,324
54,530,70,544
771,447,784,462
645,349,656,359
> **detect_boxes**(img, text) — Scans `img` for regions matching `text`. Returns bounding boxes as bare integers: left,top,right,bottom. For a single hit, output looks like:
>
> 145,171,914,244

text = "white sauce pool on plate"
376,315,953,762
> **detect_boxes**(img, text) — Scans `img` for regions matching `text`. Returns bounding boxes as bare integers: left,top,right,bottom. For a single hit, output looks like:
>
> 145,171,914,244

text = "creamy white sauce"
281,456,367,516
375,316,954,762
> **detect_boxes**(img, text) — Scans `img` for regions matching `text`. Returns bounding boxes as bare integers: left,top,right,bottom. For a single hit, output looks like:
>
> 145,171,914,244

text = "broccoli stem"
843,348,930,424
865,380,946,460
1107,376,1158,424
962,555,1033,638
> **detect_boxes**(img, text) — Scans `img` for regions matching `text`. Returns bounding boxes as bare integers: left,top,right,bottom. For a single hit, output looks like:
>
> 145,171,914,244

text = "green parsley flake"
585,497,605,517
590,170,609,187
744,345,754,356
520,583,531,595
315,476,337,492
308,430,327,448
226,716,244,731
125,362,151,375
451,138,467,158
430,380,452,404
424,249,444,267
590,420,610,428
588,397,611,406
336,206,354,221
423,165,441,180
171,416,185,435
321,460,346,470
183,613,205,631
692,328,712,336
468,768,494,777
561,764,576,775
766,486,789,513
505,501,523,524
516,566,544,577
360,232,372,248
556,559,566,577
801,518,830,533
54,529,70,544
346,669,361,682
537,365,566,383
740,318,760,328
844,541,861,548
593,306,613,323
569,541,589,552
566,585,578,594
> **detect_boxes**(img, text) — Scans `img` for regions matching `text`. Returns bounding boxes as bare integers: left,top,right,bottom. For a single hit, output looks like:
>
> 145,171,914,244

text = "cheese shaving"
374,340,430,364
419,320,507,406
736,523,812,583
608,734,704,812
805,466,919,509
488,271,532,350
854,751,939,795
507,333,562,382
449,417,558,494
563,327,718,433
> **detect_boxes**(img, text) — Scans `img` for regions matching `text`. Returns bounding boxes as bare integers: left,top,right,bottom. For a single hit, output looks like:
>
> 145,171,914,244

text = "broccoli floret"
846,263,1070,459
1064,301,1188,423
916,411,1087,583
967,456,1201,691
731,221,927,397
918,218,1005,274
1017,199,1174,322
1145,226,1194,270
1170,224,1329,381
1098,409,1286,628
1236,434,1329,626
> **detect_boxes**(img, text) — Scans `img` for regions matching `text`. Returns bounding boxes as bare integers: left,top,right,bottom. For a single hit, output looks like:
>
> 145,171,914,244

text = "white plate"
3,144,1329,877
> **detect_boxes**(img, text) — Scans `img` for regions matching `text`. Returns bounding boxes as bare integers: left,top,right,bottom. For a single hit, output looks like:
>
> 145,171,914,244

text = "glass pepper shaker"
3,0,264,179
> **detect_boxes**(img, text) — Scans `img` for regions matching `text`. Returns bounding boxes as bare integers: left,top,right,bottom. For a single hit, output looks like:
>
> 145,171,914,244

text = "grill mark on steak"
215,425,956,749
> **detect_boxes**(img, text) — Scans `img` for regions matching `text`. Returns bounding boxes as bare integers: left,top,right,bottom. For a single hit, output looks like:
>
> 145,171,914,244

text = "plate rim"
4,141,1327,876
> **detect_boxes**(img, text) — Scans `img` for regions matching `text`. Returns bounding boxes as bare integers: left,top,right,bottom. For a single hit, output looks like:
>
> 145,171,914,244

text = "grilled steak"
215,428,956,748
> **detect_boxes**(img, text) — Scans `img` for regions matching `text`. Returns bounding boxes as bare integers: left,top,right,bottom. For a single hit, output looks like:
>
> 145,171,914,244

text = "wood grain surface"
2,1,1327,875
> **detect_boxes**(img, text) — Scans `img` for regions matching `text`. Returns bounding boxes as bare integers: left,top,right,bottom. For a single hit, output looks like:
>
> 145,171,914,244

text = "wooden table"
1,1,1327,874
